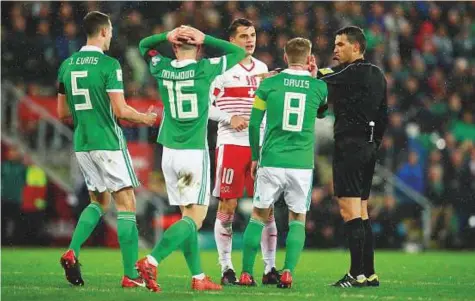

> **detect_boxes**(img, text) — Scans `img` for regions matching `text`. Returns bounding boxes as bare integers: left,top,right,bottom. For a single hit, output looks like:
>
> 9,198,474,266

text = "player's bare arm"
57,93,71,120
109,92,157,126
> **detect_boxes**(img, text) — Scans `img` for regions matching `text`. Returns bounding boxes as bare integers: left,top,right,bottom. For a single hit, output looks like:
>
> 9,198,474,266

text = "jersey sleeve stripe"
222,55,227,74
253,96,267,111
106,89,124,93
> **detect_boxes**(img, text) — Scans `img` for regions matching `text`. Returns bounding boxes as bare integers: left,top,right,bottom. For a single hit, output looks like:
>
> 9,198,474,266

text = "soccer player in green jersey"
57,11,157,288
134,26,246,292
238,38,328,288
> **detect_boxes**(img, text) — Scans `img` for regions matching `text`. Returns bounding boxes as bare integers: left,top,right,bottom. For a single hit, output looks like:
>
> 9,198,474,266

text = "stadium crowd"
2,1,474,249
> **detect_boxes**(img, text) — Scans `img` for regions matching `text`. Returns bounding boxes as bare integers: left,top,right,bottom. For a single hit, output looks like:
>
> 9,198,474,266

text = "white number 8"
282,92,306,132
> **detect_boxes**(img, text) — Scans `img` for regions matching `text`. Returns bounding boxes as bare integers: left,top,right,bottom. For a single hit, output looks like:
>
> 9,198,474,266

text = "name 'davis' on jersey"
161,69,195,80
284,78,310,89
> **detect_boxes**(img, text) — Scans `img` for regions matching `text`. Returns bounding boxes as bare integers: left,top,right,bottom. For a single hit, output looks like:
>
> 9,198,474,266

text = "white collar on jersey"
79,45,104,54
282,69,311,76
171,59,197,68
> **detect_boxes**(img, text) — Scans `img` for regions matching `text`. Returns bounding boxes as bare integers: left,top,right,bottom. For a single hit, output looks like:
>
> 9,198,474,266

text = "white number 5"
71,71,92,111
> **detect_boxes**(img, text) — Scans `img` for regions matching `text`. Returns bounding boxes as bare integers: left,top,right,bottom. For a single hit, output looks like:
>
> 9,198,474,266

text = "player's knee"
91,199,109,212
218,198,238,214
190,216,204,230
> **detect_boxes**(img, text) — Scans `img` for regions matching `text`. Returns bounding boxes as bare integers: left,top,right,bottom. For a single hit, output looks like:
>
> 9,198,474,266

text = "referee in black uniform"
317,26,388,288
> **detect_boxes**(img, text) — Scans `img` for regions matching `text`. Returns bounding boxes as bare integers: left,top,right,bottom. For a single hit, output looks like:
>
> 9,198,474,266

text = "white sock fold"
214,212,234,273
146,255,158,267
192,273,205,280
261,214,277,274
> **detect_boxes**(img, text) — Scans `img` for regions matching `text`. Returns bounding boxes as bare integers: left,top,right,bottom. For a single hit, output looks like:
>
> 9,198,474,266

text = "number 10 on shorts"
221,168,234,184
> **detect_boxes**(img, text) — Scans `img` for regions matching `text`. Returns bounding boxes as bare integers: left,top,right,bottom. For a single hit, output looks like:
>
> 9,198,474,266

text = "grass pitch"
2,248,475,301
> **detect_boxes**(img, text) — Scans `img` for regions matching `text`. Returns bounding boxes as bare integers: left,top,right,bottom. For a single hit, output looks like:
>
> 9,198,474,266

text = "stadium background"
1,1,475,254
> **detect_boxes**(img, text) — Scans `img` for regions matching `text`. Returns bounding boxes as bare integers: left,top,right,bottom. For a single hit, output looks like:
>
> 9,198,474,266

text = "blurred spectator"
1,146,26,246
426,164,453,248
55,21,82,62
372,195,404,248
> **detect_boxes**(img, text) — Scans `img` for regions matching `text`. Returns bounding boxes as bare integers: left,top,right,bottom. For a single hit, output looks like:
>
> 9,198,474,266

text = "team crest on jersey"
152,56,161,66
116,69,123,81
319,68,334,75
209,57,221,64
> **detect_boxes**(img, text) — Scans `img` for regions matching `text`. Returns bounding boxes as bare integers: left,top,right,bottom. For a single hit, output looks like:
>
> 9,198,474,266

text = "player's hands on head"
176,25,205,45
143,105,158,126
308,55,318,78
250,161,258,180
230,115,248,132
167,27,183,45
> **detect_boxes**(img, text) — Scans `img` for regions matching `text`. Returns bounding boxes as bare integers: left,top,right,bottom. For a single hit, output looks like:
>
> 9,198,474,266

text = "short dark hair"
83,11,110,37
228,18,254,37
335,26,366,54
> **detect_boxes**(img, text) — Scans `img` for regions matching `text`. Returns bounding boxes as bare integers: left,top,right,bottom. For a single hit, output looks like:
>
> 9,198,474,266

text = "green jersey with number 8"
150,54,232,149
57,46,126,152
250,69,328,169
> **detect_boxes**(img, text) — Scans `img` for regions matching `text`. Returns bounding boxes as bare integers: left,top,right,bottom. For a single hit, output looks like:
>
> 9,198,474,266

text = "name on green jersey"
283,78,310,89
161,69,195,80
69,56,99,65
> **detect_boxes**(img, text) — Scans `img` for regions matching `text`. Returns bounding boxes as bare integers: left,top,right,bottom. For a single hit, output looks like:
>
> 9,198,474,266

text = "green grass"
2,248,475,301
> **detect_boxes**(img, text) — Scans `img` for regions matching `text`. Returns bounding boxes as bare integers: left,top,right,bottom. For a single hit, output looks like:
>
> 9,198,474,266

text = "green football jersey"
58,45,125,152
149,55,237,149
250,69,328,169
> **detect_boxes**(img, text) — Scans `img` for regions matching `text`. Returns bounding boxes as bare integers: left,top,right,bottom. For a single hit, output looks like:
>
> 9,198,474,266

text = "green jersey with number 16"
150,55,228,149
57,46,126,152
250,69,328,169
141,33,246,150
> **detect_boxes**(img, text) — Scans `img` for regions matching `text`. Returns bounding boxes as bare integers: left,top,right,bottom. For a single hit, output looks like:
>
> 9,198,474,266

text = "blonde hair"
284,38,312,65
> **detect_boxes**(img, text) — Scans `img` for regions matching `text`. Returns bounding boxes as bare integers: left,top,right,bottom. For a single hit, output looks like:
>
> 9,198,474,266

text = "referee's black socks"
363,219,375,277
345,218,365,278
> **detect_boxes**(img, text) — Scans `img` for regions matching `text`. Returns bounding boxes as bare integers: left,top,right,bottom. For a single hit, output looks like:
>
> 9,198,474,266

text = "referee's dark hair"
83,11,110,38
228,18,254,37
335,26,367,54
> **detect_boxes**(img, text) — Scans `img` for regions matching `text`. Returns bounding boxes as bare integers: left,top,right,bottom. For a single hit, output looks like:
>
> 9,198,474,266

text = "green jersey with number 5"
57,46,126,152
250,69,328,169
149,54,231,149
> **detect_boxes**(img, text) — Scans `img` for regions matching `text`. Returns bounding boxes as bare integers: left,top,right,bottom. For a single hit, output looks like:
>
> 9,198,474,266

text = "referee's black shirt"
317,59,388,143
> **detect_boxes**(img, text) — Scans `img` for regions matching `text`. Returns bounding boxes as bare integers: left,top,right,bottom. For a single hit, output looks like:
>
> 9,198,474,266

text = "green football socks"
69,202,103,257
117,211,139,278
150,216,196,264
283,221,306,273
242,218,265,275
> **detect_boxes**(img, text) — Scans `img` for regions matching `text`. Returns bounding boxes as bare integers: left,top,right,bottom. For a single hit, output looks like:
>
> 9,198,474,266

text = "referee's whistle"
369,121,375,143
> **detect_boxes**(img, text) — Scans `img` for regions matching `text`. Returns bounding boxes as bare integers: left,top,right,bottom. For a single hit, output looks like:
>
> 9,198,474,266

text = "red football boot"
191,276,222,291
238,272,257,286
135,257,161,292
277,270,293,289
60,249,84,286
121,276,146,288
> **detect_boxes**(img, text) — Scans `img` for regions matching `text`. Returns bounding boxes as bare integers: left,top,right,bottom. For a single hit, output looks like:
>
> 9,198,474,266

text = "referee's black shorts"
332,137,378,200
